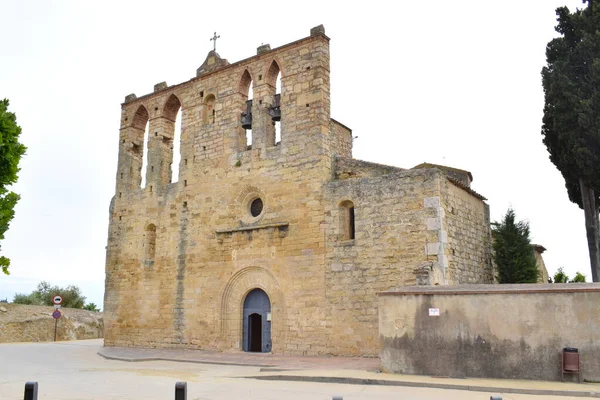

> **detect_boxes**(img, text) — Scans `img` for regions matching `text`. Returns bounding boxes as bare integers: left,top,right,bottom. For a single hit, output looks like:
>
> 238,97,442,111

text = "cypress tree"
541,0,600,281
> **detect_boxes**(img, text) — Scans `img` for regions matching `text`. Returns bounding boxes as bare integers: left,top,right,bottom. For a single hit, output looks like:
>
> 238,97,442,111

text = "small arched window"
145,224,157,266
203,94,216,124
339,200,355,241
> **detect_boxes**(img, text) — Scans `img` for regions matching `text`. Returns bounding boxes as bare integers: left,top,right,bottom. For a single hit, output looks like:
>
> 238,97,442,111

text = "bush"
83,303,100,312
553,267,569,283
12,281,86,308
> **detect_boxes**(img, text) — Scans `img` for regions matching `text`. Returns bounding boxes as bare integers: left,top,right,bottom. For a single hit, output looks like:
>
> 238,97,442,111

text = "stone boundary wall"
378,284,600,381
0,303,103,343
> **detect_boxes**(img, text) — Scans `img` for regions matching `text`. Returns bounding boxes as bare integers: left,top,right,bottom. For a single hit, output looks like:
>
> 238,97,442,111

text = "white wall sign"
429,308,440,316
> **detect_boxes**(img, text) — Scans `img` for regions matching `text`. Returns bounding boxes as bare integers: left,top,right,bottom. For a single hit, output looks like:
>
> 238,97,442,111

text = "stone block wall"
334,157,404,180
440,178,494,284
329,119,352,158
379,284,600,381
105,29,335,354
534,245,550,283
323,168,444,355
105,26,496,357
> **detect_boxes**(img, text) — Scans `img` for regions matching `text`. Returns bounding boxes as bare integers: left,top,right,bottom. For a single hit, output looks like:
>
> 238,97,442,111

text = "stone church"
104,25,494,356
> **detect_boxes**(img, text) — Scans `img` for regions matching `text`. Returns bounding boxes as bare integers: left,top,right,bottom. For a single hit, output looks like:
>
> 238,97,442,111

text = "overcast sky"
0,0,591,308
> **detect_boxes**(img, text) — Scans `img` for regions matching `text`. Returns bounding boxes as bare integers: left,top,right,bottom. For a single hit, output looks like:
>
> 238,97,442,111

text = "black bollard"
24,381,38,400
175,381,187,400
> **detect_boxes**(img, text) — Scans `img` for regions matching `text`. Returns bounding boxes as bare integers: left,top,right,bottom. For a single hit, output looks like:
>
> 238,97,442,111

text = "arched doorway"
242,289,271,352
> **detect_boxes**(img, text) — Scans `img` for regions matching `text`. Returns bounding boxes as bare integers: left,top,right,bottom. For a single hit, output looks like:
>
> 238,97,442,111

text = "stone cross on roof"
210,32,220,52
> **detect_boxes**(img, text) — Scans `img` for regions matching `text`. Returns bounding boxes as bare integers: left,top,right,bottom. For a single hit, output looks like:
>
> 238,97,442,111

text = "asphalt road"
0,340,581,400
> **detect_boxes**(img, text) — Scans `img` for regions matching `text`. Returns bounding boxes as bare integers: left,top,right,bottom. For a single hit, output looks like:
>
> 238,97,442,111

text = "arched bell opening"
163,94,182,183
239,69,253,150
266,61,282,146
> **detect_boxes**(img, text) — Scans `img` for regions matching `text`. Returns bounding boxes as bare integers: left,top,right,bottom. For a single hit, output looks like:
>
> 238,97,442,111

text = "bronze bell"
269,94,281,122
241,99,252,129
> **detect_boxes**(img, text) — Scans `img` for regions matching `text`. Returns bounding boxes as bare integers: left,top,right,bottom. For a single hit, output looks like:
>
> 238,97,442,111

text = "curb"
246,375,600,398
97,351,277,368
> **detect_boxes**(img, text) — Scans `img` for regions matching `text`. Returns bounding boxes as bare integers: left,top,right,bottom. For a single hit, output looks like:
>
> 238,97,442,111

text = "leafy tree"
13,281,86,308
551,268,587,282
492,208,539,283
12,292,41,305
553,267,570,283
83,303,100,312
541,0,600,281
571,271,587,282
0,99,27,275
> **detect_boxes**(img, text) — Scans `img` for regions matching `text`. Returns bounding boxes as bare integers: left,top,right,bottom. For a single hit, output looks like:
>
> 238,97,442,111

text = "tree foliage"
552,267,587,282
553,267,570,283
541,0,600,281
492,208,539,283
83,303,100,312
0,99,27,275
12,281,86,308
571,271,587,282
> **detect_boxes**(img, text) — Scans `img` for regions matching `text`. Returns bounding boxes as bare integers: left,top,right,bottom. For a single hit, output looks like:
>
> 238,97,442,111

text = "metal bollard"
332,397,343,400
175,381,187,400
490,396,502,400
24,382,38,400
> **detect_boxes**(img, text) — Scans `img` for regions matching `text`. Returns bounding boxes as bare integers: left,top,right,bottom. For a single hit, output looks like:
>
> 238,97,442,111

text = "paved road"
0,340,583,400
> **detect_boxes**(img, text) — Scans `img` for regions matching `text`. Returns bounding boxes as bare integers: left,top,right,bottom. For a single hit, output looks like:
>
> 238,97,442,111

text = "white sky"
0,0,591,308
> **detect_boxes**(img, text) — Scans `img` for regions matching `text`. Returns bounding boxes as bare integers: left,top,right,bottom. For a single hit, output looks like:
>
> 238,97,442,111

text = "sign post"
52,295,63,341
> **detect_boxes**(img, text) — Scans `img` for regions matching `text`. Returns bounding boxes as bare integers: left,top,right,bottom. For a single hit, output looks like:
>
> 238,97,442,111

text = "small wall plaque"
429,308,440,316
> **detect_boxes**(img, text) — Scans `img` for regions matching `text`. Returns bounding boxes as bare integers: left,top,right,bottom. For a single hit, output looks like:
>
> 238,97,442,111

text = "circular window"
250,198,263,217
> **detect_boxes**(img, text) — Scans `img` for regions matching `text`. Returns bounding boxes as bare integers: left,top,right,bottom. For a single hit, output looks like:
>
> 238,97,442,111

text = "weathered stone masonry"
104,25,493,356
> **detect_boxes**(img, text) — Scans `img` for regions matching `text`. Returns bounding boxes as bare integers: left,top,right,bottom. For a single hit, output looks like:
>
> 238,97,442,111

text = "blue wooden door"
242,289,271,352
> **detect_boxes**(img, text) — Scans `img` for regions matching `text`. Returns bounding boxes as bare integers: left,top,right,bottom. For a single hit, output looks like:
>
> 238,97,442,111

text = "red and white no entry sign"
52,295,63,305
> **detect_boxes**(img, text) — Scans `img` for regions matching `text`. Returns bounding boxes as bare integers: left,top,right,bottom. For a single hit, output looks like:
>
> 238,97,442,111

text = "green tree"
571,271,587,282
12,281,86,308
83,303,100,312
0,99,27,275
553,267,570,283
12,292,42,305
541,0,600,282
492,208,539,283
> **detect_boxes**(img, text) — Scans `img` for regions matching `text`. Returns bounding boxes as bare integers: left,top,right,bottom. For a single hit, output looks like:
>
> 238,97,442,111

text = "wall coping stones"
378,283,600,296
446,176,487,201
121,33,330,106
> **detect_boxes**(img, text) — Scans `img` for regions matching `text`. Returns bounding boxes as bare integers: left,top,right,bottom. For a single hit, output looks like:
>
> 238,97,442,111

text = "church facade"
104,25,494,356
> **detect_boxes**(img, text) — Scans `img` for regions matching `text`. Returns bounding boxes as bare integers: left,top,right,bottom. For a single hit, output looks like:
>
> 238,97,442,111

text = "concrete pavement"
1,339,599,399
98,341,600,398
